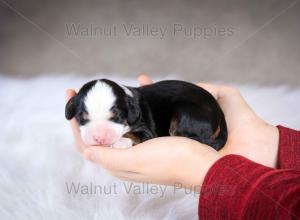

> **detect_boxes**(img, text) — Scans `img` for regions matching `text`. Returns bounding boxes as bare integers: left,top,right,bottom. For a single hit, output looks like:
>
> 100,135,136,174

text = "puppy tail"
210,115,228,151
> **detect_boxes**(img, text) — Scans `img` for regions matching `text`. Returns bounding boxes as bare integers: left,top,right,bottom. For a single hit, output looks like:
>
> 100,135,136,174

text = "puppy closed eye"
110,107,127,125
110,115,128,125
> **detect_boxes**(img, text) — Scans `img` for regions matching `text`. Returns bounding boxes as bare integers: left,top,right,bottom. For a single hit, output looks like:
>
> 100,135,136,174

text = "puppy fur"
65,79,227,150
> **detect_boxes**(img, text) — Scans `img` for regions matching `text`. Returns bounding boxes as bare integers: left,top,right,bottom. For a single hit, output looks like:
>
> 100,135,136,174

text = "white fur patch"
111,137,133,148
84,81,115,121
81,80,131,146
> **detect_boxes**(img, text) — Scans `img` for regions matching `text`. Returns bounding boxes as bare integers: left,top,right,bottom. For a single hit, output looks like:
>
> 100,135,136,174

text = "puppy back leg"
169,104,227,150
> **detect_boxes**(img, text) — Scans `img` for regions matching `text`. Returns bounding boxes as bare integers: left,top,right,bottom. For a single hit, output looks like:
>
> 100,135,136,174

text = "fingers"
196,83,219,100
137,75,221,102
109,170,146,182
83,147,139,172
138,74,153,86
70,118,87,152
65,89,87,152
197,83,240,102
65,89,76,102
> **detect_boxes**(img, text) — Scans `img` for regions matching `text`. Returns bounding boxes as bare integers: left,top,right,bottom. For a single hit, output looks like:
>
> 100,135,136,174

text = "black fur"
136,80,227,150
65,79,228,150
65,80,97,125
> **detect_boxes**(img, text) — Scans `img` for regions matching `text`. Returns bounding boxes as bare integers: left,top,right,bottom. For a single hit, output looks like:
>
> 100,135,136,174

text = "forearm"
198,154,300,219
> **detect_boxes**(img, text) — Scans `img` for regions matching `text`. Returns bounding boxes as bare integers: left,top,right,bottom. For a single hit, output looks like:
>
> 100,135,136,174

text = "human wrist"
186,145,222,191
263,123,279,167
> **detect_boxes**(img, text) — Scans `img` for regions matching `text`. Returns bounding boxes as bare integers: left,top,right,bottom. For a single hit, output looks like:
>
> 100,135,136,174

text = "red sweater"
198,126,300,219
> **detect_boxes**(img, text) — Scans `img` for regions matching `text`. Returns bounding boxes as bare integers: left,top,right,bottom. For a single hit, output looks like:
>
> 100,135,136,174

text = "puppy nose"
92,135,105,145
91,127,117,146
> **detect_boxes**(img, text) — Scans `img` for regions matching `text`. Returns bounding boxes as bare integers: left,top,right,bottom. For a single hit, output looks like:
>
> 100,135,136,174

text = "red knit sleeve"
277,125,300,170
198,155,300,220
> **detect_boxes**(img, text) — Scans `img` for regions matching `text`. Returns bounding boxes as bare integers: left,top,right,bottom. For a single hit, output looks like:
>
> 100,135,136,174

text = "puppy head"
65,79,140,146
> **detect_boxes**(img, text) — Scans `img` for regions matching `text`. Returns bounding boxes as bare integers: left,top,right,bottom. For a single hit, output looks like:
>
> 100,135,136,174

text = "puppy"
65,79,227,150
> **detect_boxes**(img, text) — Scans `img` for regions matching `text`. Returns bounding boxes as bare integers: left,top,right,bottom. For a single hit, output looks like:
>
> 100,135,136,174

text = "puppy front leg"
111,137,133,148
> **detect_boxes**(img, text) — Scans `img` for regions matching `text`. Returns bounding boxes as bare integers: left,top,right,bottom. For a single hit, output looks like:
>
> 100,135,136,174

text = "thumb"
83,147,138,172
138,74,153,86
65,89,76,102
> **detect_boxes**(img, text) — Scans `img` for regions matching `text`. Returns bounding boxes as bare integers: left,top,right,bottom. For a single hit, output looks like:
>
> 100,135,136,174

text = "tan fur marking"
123,132,141,145
169,118,177,136
210,125,221,140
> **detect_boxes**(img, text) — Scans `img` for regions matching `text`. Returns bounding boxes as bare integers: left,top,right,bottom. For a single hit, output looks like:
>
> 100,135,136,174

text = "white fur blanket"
0,75,299,220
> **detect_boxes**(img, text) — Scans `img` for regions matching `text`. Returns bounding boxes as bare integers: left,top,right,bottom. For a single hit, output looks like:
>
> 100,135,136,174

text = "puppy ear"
126,96,140,125
65,96,77,120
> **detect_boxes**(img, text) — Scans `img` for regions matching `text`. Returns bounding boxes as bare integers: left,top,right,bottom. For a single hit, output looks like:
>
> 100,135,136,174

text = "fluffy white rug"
0,74,299,220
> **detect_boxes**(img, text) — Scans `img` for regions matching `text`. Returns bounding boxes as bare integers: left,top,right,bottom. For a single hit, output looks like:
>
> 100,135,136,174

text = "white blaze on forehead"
84,81,115,120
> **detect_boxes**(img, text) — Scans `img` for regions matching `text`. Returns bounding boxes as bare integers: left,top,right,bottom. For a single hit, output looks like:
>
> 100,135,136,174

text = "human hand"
65,74,279,191
138,75,279,168
84,137,221,189
65,89,86,152
65,76,222,189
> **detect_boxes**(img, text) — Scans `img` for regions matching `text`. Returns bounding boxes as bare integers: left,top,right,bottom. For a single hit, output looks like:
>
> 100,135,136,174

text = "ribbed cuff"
198,154,273,220
277,125,300,170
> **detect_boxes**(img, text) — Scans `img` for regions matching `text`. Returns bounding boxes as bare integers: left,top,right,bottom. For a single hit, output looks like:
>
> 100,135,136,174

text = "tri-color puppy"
65,79,227,150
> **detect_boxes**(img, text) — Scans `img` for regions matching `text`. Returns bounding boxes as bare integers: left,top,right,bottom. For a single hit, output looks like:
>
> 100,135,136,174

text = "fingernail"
84,149,96,162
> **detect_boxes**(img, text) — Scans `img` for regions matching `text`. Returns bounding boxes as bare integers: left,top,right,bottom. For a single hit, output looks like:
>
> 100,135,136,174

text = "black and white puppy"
65,79,227,150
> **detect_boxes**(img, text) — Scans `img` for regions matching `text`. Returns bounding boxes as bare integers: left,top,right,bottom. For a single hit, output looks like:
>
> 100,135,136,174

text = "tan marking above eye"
82,112,89,120
109,112,114,118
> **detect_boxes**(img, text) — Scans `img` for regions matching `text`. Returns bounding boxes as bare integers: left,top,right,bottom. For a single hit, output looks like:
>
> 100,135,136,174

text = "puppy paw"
111,138,133,148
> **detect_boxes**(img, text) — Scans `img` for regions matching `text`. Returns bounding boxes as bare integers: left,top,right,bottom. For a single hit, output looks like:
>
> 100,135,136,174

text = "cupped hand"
139,75,279,168
65,89,86,152
198,83,279,168
65,74,279,191
84,137,221,189
65,76,221,189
